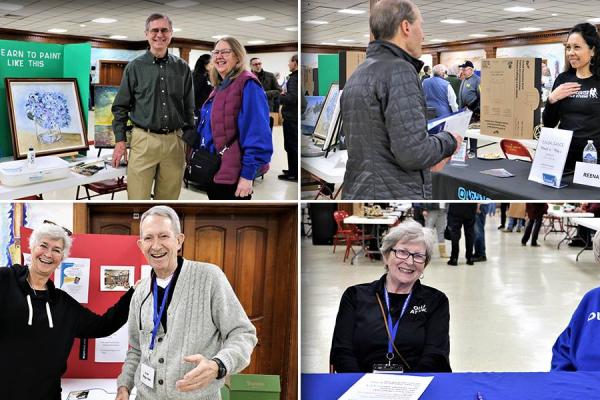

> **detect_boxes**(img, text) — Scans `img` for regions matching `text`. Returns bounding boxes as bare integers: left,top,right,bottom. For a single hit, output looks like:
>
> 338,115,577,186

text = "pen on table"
476,391,484,400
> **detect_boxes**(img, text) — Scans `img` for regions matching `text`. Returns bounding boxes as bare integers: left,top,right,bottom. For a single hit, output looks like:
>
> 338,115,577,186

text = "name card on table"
528,127,572,188
574,162,600,188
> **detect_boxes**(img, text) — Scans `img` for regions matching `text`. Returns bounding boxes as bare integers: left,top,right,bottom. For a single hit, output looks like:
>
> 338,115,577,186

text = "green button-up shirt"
111,51,195,142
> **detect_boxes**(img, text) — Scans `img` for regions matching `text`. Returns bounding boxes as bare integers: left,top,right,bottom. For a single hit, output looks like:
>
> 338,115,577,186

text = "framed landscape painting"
5,78,88,159
312,83,340,141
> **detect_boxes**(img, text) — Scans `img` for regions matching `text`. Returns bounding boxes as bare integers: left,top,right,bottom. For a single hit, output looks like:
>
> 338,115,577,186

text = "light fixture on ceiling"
164,0,198,7
504,6,534,12
588,18,600,23
519,27,541,32
0,2,23,11
173,28,182,32
92,18,117,24
248,40,266,44
236,16,265,22
363,34,370,37
321,42,336,45
110,35,127,39
305,20,328,25
338,39,356,43
79,24,86,27
469,33,488,38
551,14,558,17
285,27,298,31
430,39,447,43
212,34,228,39
441,19,466,24
338,9,365,15
48,28,67,33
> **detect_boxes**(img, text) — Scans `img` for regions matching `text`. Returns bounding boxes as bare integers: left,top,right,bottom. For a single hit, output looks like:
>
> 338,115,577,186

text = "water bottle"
27,147,36,168
583,140,597,164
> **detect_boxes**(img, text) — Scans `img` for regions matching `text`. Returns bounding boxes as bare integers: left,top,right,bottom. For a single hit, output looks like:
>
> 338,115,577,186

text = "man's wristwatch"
212,357,227,380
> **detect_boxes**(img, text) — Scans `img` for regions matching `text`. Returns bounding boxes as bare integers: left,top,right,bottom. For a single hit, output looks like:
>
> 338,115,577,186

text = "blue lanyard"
383,286,412,357
150,279,172,351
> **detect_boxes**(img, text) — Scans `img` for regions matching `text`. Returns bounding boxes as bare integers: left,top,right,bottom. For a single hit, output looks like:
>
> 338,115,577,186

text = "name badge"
141,362,155,388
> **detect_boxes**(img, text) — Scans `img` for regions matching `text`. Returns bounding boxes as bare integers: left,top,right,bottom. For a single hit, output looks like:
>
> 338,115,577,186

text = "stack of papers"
338,373,433,400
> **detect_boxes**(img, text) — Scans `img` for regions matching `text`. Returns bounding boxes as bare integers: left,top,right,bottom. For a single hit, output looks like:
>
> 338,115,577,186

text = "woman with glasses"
194,36,273,200
330,220,451,373
0,223,134,400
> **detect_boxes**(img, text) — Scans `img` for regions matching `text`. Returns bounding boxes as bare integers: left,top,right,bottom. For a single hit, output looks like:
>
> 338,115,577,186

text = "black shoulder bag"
184,136,237,191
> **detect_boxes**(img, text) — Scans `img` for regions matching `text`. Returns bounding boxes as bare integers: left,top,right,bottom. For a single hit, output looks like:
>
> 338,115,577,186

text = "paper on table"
338,373,433,400
480,168,515,178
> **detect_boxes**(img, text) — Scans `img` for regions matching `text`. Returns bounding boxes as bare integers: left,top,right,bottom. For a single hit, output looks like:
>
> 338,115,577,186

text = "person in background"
421,203,449,258
421,65,431,81
551,230,600,371
504,203,526,233
194,37,273,200
568,203,600,247
521,203,548,247
472,203,488,262
0,223,134,400
192,54,213,116
249,57,281,112
445,64,461,98
330,220,451,373
543,23,600,171
422,64,458,118
116,206,256,399
278,54,300,182
446,203,477,266
458,60,480,157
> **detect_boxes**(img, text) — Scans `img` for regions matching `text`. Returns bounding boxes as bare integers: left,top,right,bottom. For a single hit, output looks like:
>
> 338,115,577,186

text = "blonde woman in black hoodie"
0,222,133,400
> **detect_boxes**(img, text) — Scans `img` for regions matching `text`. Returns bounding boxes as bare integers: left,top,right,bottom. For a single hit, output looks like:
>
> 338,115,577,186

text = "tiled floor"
301,213,600,373
42,111,297,200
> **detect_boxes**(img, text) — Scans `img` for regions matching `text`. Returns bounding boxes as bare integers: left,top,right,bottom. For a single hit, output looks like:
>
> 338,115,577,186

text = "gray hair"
370,0,417,41
29,223,72,258
594,230,600,263
447,64,459,76
139,205,181,236
145,13,173,31
432,64,447,77
380,219,435,265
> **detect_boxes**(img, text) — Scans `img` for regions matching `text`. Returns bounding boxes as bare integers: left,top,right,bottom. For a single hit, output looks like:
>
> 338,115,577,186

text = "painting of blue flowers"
5,78,88,159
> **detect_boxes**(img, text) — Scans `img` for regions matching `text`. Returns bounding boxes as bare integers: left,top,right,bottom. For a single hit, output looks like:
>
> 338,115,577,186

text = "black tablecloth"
433,158,600,200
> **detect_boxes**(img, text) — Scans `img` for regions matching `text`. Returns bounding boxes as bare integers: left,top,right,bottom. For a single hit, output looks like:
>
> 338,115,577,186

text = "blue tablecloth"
302,372,600,399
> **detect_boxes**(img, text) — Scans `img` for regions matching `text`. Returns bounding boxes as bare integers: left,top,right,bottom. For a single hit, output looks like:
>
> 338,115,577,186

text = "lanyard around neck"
383,285,412,357
149,278,172,351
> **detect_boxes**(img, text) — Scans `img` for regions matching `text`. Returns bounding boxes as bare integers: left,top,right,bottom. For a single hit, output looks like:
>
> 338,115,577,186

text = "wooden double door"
74,203,297,400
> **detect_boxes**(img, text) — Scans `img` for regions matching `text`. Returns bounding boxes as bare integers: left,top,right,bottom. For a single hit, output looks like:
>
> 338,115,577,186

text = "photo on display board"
301,95,325,135
312,83,340,141
93,85,131,148
5,78,88,159
99,265,134,291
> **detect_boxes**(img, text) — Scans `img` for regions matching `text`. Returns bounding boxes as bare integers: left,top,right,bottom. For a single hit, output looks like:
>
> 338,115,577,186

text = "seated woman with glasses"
0,222,134,400
330,220,451,373
194,36,273,200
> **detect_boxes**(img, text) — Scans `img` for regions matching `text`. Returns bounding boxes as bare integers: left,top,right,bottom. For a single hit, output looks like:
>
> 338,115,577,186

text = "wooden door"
99,60,128,86
79,204,297,400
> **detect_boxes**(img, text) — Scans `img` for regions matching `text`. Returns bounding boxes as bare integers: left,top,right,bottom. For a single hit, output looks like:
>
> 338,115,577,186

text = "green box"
220,374,280,400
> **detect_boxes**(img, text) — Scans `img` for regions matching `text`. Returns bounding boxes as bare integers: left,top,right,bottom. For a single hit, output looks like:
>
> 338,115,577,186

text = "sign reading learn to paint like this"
1,48,63,68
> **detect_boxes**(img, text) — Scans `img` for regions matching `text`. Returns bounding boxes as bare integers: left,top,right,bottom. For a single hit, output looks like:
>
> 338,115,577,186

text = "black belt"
134,124,179,134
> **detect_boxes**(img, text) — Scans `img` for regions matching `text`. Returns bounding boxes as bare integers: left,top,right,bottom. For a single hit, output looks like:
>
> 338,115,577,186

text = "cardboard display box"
221,374,280,400
480,58,542,139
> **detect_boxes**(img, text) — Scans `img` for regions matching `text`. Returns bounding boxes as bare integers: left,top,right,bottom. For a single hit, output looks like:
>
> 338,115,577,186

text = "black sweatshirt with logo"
0,264,133,400
330,274,451,373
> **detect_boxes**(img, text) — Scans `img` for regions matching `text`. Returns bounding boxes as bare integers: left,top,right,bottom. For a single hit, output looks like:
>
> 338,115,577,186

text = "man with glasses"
112,13,194,200
250,57,281,112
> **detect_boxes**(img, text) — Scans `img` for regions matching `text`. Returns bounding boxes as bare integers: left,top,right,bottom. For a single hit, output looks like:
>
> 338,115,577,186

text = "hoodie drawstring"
46,302,54,328
26,295,33,326
26,294,54,328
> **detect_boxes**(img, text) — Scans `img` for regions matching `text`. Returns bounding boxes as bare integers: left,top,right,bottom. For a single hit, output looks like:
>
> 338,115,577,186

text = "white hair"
29,223,72,258
380,219,435,265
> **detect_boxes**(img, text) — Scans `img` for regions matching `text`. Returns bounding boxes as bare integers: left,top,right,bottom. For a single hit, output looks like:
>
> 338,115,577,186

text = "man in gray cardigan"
116,206,257,400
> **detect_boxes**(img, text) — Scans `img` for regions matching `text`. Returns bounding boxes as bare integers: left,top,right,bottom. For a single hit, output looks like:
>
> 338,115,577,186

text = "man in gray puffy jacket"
341,0,462,199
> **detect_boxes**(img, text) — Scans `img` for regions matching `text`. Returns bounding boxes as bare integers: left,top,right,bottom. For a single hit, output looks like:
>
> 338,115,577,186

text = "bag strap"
217,135,238,156
375,292,411,370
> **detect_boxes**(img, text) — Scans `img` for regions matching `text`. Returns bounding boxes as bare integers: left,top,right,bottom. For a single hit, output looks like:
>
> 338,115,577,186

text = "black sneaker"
447,259,458,266
497,225,505,230
466,258,475,265
531,243,540,247
472,255,487,262
278,174,298,182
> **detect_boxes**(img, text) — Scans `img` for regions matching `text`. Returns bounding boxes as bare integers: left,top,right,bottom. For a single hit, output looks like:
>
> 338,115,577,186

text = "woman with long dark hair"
192,53,213,115
543,23,600,170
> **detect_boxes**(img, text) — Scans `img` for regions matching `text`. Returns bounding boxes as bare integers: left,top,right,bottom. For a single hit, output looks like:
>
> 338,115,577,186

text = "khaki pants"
127,127,185,200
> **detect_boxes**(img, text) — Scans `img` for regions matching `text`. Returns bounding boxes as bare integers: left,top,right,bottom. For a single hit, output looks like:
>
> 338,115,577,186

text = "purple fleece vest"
209,70,260,184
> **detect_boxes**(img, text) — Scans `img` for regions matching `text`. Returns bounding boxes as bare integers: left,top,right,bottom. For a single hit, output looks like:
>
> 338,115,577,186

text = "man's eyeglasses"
211,49,233,56
147,28,171,35
390,248,427,264
43,220,73,237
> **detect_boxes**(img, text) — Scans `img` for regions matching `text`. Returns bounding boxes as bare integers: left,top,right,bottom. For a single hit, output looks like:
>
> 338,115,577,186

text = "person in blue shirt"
196,36,273,200
551,230,600,371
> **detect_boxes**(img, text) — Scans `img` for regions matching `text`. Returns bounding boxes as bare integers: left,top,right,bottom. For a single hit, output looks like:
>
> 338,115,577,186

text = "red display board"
21,227,147,378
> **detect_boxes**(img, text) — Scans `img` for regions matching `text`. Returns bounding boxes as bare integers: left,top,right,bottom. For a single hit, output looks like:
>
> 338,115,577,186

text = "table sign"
573,161,600,188
528,127,572,188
